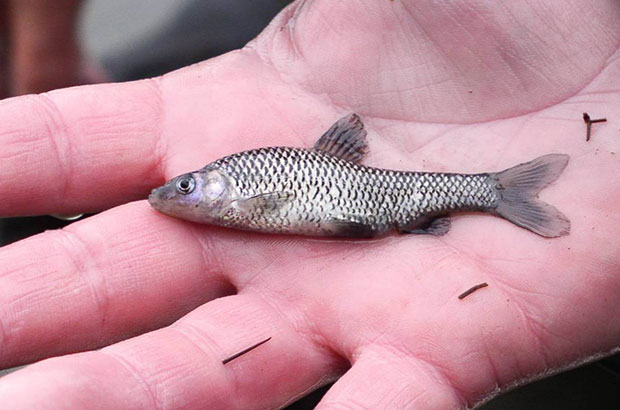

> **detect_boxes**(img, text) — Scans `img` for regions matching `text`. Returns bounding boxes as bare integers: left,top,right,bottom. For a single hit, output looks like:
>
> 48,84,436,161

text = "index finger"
0,79,165,216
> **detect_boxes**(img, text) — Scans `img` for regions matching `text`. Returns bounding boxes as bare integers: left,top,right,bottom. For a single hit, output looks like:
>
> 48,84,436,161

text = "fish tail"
490,154,570,237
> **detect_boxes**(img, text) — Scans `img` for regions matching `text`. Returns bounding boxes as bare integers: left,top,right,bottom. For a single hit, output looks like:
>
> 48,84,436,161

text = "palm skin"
1,0,620,408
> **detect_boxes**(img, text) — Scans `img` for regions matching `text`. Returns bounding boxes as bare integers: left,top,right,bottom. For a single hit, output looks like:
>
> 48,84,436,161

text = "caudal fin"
491,154,570,238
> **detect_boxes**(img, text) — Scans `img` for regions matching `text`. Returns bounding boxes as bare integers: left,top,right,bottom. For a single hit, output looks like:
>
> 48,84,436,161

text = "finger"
316,345,465,410
9,0,83,95
0,78,165,216
0,294,346,409
0,201,234,368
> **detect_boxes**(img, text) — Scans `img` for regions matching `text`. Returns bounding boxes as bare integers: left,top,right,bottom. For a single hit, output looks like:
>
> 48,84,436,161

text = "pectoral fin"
235,191,293,213
314,113,368,163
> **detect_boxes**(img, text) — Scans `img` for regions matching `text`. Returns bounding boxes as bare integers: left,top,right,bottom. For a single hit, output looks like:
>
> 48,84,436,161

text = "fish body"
149,114,570,238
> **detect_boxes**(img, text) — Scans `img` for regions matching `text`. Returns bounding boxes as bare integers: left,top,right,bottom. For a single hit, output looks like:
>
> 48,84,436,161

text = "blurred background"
0,1,619,408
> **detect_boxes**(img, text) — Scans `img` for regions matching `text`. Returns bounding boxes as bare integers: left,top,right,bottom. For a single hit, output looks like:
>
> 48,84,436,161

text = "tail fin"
491,154,570,238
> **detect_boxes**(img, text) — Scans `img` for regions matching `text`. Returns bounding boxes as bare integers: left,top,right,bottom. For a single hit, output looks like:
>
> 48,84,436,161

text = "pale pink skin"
0,1,619,409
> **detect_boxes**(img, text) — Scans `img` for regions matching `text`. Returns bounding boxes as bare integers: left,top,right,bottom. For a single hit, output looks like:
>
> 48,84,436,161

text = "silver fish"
148,114,570,238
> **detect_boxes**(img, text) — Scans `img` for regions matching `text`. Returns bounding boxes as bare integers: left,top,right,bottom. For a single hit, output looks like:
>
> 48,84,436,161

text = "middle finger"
0,201,234,368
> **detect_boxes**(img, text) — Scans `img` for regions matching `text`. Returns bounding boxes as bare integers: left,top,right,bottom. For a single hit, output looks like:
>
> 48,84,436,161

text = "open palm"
1,1,619,408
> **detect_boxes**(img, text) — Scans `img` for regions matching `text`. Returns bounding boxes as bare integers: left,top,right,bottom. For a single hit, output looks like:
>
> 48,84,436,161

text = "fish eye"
175,176,195,194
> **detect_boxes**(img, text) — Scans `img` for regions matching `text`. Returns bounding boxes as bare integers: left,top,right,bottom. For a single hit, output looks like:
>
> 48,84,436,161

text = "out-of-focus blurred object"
80,0,292,81
0,0,101,98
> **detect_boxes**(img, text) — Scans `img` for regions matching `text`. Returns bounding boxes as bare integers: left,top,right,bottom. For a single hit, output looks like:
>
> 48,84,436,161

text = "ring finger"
0,293,346,409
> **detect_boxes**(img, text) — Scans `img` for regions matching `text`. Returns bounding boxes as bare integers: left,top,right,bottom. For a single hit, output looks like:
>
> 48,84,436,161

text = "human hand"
0,0,97,98
1,1,619,408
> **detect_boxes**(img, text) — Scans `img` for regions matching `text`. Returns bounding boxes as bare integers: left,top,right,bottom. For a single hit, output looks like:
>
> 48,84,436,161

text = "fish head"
148,169,232,223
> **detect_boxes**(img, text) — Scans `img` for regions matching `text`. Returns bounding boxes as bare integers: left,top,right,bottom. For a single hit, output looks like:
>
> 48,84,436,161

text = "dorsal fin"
314,113,368,163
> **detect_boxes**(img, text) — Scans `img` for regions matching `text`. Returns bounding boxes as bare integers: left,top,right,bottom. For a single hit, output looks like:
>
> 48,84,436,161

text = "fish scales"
211,147,497,236
149,113,570,238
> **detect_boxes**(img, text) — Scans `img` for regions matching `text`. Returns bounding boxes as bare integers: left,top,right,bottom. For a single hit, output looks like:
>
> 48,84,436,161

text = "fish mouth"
148,185,181,213
148,187,169,208
148,190,156,205
147,189,159,208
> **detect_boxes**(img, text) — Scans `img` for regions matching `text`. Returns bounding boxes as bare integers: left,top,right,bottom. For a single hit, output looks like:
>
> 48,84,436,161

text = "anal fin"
399,217,451,236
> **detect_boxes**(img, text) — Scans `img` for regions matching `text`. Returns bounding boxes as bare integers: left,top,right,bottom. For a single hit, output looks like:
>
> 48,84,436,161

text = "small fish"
148,114,570,238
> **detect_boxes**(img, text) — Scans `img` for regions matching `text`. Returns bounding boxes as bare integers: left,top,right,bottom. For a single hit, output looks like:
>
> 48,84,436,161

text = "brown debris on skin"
583,112,607,142
222,337,272,365
458,282,489,300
